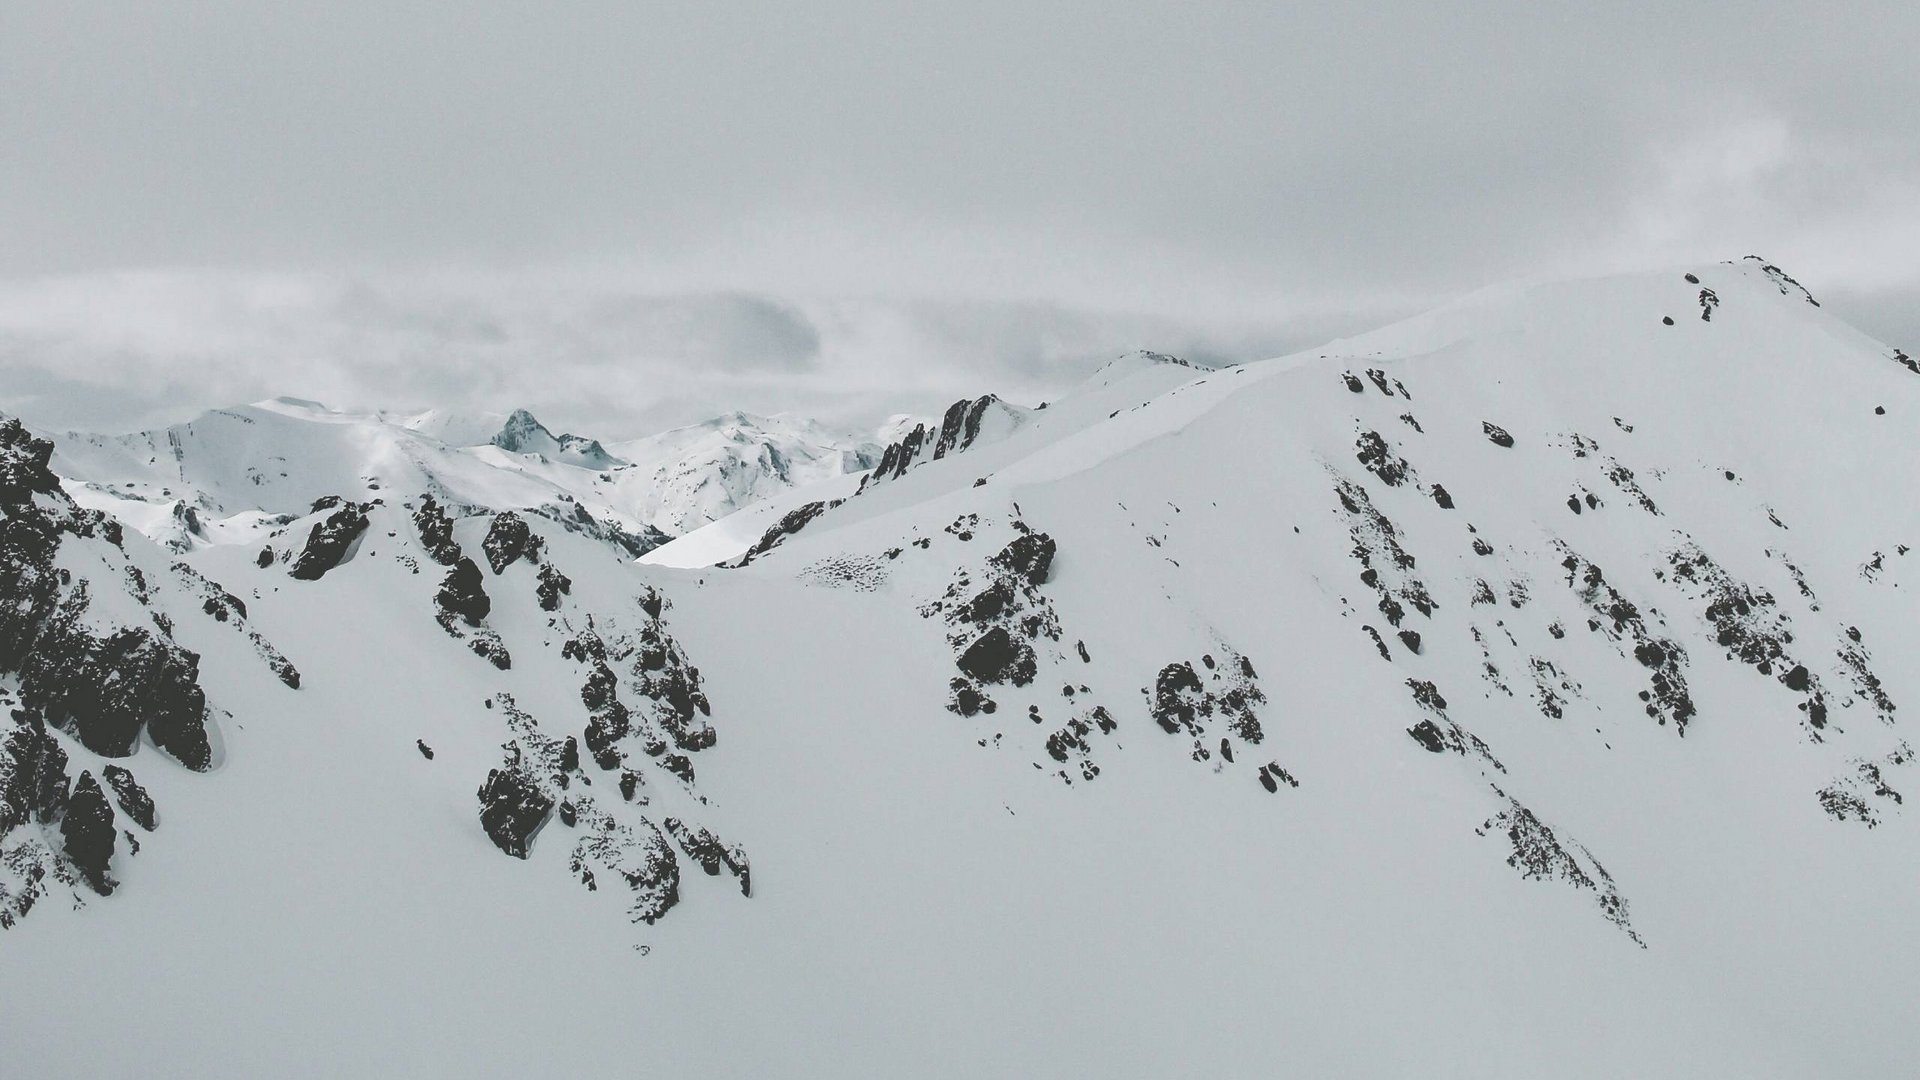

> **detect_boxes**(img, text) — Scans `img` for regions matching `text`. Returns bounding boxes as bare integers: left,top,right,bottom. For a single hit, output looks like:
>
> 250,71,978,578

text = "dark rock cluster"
1139,649,1272,773
1666,544,1831,735
1477,788,1642,945
664,816,752,897
1817,742,1911,827
1354,430,1414,487
926,524,1063,717
1555,546,1695,734
1334,477,1436,631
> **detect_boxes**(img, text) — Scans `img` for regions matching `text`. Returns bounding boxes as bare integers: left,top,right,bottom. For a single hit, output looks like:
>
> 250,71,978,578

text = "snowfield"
4,258,1918,1078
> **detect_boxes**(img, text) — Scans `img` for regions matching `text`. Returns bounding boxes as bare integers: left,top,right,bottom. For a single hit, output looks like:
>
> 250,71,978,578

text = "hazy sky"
3,2,1915,435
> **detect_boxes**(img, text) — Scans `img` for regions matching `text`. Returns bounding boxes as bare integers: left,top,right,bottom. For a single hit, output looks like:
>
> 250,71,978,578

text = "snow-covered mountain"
599,411,887,536
47,399,890,552
6,258,1919,1077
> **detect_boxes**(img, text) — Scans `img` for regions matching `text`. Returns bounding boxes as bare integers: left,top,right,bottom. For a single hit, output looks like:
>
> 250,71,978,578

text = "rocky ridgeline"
412,501,511,670
2,416,299,926
860,393,1017,491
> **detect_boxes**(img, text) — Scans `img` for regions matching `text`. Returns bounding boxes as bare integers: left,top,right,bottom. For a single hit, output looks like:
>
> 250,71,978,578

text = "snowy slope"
597,411,885,536
47,400,890,552
5,258,1920,1078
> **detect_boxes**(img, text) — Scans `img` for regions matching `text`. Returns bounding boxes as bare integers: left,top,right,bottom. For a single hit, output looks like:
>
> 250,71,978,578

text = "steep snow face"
6,260,1920,1078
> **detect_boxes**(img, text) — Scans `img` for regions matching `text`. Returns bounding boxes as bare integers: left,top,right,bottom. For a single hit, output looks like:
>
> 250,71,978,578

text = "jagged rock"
100,765,156,831
731,499,837,565
477,766,554,859
1355,431,1411,486
1,711,70,833
568,815,680,924
482,512,541,574
989,532,1056,586
289,503,369,580
60,772,117,896
435,558,491,627
664,817,751,897
535,563,572,611
412,496,463,566
468,631,512,670
20,603,214,769
1408,720,1447,753
1146,653,1265,745
639,587,665,620
932,395,1000,459
1483,422,1515,448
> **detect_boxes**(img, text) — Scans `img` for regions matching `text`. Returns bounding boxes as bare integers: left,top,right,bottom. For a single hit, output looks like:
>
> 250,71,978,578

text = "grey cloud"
576,294,821,372
0,5,1910,433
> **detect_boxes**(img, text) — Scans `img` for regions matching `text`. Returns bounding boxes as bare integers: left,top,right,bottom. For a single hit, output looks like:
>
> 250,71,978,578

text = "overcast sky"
2,2,1915,436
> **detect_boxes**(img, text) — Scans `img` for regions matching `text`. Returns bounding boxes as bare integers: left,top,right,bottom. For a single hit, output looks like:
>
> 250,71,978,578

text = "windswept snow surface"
6,260,1920,1077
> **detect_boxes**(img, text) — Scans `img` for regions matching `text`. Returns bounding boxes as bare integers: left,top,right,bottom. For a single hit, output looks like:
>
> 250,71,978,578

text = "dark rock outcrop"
1,711,70,833
412,496,463,566
477,766,554,859
60,772,117,895
288,503,369,580
100,765,156,831
958,627,1037,686
536,563,572,611
19,594,214,769
435,558,492,627
989,532,1056,587
482,512,541,575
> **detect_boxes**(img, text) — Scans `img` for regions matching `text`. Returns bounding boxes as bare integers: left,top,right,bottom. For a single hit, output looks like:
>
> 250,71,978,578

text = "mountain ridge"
5,258,1918,1077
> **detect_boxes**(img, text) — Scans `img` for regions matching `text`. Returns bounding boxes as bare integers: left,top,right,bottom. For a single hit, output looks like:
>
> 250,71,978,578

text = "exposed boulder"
958,627,1037,686
289,503,370,580
477,766,554,859
434,558,492,627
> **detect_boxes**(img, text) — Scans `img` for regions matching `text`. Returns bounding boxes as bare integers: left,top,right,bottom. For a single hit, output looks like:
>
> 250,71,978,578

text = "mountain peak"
490,408,556,452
